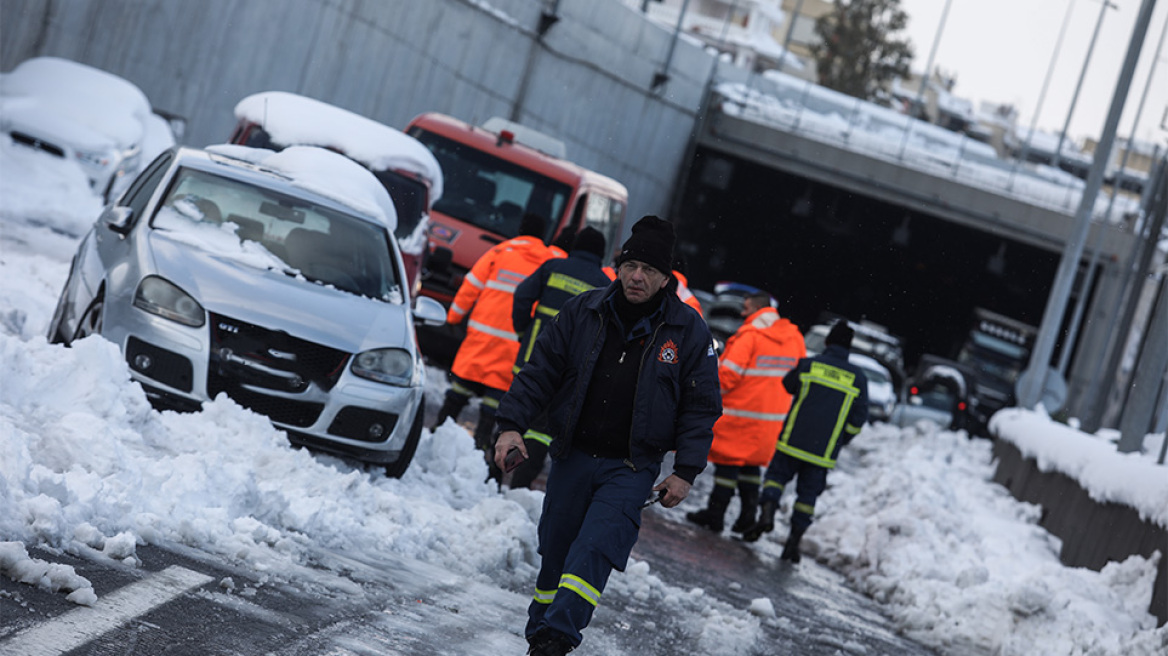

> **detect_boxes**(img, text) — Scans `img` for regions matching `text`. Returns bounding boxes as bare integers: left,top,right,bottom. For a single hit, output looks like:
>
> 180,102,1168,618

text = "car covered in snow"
228,91,443,295
0,57,174,199
47,144,447,476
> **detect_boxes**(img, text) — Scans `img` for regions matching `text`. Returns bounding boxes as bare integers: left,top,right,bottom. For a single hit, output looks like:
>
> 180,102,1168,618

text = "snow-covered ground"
2,133,1166,655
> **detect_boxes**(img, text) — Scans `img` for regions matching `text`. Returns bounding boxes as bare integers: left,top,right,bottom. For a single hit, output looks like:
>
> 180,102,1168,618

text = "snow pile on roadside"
0,331,541,594
806,422,1165,656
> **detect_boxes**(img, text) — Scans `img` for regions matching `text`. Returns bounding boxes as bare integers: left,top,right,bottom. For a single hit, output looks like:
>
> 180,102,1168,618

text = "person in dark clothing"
741,322,869,564
493,216,722,656
506,226,612,489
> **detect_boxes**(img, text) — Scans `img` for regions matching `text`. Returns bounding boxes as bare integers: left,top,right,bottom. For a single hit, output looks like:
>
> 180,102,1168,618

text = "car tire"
73,294,104,342
384,396,424,479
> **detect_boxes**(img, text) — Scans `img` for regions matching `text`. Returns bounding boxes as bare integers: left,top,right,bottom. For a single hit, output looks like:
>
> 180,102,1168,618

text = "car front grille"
207,313,350,427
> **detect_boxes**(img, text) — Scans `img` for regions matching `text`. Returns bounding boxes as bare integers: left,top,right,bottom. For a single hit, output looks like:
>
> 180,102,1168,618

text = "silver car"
47,145,446,476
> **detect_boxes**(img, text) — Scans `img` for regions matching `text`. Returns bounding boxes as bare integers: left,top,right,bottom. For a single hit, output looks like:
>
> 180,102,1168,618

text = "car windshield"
410,128,571,239
154,167,401,302
915,386,958,412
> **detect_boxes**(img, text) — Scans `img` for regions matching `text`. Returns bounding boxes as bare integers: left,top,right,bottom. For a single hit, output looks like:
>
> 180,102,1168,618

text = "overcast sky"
897,0,1168,147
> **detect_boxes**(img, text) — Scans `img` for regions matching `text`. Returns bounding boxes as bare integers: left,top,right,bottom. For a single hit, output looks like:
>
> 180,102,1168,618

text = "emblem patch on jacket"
658,339,679,364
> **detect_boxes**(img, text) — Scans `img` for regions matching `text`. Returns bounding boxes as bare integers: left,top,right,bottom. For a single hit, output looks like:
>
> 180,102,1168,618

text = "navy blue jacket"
496,281,722,481
777,344,869,469
511,250,612,372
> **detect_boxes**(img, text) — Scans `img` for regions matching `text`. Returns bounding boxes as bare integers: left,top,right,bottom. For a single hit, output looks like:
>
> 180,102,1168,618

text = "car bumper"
107,305,424,464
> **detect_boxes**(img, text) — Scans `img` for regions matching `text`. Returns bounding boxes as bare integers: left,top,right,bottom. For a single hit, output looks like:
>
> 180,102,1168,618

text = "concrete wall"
993,439,1167,626
0,0,727,236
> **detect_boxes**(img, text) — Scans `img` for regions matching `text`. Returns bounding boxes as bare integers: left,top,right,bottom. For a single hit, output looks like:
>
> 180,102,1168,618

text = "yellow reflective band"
845,423,862,435
794,502,816,515
547,272,595,295
450,381,474,396
536,304,559,316
739,474,763,486
524,430,553,446
776,441,837,468
513,365,523,374
763,480,785,491
468,319,517,340
481,396,500,409
523,319,542,364
714,476,737,489
533,587,557,605
560,574,601,607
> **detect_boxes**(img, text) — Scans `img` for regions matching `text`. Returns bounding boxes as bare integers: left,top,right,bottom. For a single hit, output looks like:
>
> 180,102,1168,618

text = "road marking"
1,565,213,656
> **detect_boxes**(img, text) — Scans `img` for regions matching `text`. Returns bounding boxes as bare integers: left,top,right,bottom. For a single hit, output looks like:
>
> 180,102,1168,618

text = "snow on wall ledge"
991,408,1168,626
991,408,1168,529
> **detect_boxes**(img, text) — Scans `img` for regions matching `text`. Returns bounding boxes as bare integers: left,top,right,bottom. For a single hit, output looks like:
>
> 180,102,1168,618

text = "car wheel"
384,397,424,479
73,294,104,341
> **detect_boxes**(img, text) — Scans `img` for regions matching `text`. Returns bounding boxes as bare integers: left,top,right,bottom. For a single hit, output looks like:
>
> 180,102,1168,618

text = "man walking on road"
742,321,868,563
435,213,553,455
687,290,805,534
507,226,612,489
493,216,722,656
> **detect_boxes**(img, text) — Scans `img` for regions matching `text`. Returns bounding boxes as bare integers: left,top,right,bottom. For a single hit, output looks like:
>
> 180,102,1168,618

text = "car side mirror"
102,206,134,235
413,296,446,326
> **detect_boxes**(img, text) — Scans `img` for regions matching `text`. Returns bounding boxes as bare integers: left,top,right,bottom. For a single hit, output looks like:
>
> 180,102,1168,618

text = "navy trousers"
527,448,660,646
759,451,827,530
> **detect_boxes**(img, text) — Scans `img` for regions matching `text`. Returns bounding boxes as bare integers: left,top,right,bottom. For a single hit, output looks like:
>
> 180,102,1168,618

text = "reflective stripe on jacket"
672,270,704,317
448,236,553,390
512,250,612,373
776,344,869,469
708,308,805,467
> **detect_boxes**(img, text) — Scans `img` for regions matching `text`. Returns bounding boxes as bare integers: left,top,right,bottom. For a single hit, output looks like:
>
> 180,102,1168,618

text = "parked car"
229,91,443,295
46,144,447,476
0,57,174,199
891,355,978,433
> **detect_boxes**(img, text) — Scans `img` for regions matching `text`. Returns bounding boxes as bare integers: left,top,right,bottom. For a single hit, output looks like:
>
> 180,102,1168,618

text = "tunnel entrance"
674,146,1065,370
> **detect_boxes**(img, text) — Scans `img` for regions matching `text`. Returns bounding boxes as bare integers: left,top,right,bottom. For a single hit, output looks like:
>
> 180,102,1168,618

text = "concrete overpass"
672,84,1144,418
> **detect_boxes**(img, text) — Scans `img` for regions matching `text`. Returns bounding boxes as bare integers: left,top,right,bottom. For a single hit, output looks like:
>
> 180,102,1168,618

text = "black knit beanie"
571,226,606,259
519,212,548,239
826,322,855,349
615,215,675,274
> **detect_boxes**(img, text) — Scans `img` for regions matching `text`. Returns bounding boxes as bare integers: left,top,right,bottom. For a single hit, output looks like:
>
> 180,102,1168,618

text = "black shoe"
780,524,807,563
527,628,575,655
730,507,757,533
740,500,776,542
685,508,725,532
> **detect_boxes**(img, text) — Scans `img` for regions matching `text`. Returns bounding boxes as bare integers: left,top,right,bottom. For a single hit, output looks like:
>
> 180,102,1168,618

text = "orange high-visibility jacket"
673,270,704,317
601,266,616,281
448,236,553,391
708,308,806,466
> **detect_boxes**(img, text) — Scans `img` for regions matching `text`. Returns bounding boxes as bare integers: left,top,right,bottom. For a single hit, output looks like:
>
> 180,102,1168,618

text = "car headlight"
351,348,417,387
74,148,112,169
133,276,205,327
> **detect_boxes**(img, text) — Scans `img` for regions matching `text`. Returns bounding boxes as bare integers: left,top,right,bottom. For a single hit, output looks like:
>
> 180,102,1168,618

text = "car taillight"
958,402,967,411
910,386,919,395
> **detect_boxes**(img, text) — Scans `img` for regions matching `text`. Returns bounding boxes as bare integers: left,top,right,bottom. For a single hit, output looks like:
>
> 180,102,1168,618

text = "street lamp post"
1051,0,1119,172
897,0,954,160
1011,0,1077,185
1018,0,1159,412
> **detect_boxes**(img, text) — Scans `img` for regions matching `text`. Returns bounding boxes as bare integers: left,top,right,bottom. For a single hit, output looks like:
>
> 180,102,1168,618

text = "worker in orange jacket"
687,289,805,534
435,213,553,455
672,256,704,317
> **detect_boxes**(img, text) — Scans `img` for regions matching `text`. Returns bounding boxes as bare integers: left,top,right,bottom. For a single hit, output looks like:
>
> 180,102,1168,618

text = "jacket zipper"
625,321,664,471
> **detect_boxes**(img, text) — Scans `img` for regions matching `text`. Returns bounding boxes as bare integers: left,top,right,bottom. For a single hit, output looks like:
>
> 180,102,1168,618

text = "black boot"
731,482,759,533
432,391,469,431
780,524,808,563
740,499,777,543
528,628,575,655
686,485,732,532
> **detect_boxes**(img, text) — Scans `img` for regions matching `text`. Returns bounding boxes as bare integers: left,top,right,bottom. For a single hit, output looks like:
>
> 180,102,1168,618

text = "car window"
121,151,173,225
154,167,402,302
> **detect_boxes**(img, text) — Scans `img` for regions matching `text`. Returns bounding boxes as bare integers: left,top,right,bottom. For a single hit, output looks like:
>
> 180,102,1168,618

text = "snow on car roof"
206,144,397,232
0,57,150,148
233,91,443,204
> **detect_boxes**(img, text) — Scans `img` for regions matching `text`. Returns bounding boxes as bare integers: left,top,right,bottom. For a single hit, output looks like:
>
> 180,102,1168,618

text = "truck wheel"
384,397,424,479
